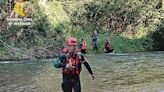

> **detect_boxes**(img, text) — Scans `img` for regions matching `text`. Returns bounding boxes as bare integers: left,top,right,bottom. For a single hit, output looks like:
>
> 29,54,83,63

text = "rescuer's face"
68,45,75,54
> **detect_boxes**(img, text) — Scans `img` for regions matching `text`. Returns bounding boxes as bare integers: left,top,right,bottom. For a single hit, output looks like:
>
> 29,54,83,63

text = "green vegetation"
0,0,164,60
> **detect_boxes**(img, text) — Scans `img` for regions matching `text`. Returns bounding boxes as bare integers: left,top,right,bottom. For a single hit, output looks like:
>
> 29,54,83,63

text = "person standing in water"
104,37,113,53
91,31,98,51
54,37,95,92
80,38,87,54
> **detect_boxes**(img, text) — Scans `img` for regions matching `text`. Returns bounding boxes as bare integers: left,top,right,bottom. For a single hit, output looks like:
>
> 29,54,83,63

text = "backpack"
53,57,60,68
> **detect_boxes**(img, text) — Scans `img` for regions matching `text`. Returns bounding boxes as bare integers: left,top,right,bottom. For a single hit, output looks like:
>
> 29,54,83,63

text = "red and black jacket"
58,47,93,75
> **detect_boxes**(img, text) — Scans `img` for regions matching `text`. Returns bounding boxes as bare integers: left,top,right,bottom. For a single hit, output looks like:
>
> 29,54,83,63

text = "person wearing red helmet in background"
80,38,87,54
104,37,113,53
54,37,95,92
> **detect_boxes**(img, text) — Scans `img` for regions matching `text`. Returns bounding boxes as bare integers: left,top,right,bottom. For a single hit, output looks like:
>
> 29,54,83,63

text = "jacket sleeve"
81,55,93,75
58,63,66,68
83,61,93,75
58,53,67,68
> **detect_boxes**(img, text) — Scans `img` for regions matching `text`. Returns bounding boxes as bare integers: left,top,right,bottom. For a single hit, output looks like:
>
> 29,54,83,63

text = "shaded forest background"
0,0,164,60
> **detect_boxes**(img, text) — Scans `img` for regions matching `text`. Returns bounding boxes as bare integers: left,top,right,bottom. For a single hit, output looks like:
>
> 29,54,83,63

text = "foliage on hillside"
0,0,164,60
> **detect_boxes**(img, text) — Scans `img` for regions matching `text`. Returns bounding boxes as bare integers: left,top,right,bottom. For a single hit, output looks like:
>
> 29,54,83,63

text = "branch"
94,6,102,21
0,7,7,18
0,40,16,52
0,40,28,58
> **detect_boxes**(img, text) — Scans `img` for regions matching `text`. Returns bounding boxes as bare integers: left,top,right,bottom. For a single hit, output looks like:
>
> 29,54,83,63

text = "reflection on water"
0,52,164,92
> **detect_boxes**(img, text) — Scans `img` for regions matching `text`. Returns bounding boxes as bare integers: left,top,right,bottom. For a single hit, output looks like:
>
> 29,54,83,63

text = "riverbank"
1,51,163,61
0,52,56,61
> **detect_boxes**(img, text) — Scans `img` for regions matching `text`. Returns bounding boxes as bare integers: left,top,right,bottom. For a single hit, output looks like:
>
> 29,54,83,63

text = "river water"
0,52,164,92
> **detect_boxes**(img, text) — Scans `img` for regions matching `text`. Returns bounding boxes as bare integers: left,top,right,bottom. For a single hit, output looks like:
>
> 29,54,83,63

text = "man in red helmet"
54,37,95,92
80,38,87,54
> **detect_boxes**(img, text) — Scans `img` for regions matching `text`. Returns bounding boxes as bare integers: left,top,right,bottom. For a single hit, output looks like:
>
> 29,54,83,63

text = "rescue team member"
80,38,87,54
54,37,95,92
104,37,113,53
91,31,98,51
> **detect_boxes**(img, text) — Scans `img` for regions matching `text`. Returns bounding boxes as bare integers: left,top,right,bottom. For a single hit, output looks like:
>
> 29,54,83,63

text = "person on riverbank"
104,37,113,53
54,37,95,92
80,38,87,54
91,31,98,51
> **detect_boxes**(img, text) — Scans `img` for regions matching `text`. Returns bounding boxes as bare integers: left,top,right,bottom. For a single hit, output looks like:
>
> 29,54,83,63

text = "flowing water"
0,52,164,92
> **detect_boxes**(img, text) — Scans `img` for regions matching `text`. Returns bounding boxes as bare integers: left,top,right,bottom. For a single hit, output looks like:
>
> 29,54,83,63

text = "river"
0,52,164,92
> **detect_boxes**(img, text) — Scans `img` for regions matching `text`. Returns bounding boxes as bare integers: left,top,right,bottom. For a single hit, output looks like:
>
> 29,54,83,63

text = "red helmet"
67,37,76,46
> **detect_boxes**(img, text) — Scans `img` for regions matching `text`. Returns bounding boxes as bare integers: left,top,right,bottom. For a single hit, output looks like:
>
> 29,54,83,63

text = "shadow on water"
0,52,164,92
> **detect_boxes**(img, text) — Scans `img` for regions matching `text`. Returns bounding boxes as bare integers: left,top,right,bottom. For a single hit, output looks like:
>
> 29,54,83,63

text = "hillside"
0,0,164,60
